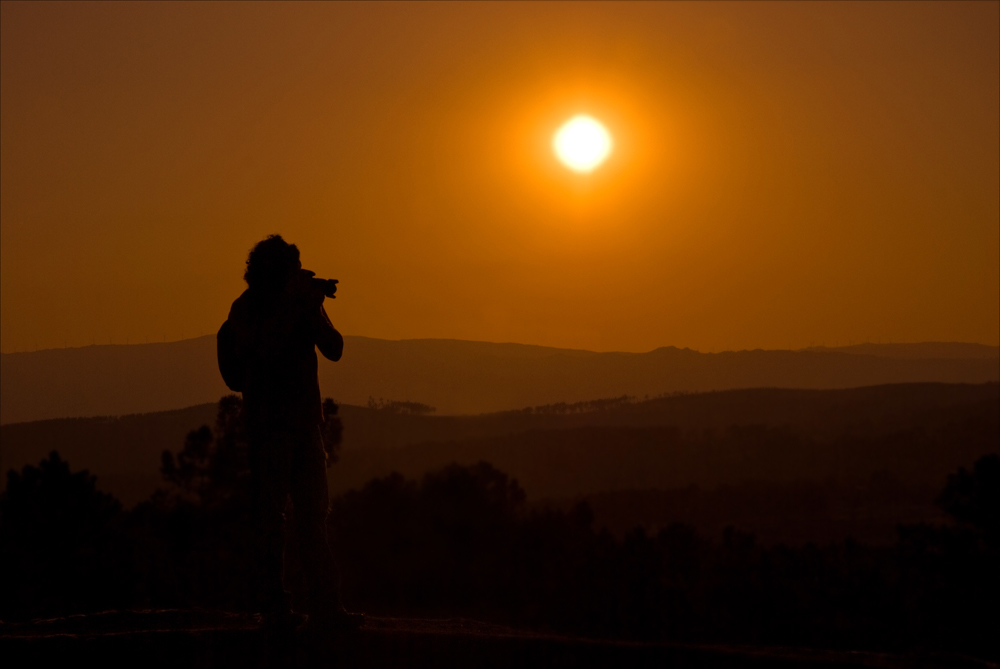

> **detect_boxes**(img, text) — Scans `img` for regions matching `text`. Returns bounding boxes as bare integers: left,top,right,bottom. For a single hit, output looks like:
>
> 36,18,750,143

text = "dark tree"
140,394,344,610
0,452,131,619
160,394,249,507
937,453,999,543
321,397,344,464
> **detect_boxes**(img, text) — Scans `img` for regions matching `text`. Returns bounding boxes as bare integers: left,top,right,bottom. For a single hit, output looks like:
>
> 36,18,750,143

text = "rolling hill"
3,382,995,505
2,336,997,424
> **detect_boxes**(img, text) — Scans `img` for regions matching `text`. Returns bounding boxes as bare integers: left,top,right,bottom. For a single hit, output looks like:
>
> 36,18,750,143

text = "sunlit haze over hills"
2,2,998,354
1,5,999,655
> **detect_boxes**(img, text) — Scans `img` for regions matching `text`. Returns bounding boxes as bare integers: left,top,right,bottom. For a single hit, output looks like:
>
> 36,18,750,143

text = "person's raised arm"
316,304,344,361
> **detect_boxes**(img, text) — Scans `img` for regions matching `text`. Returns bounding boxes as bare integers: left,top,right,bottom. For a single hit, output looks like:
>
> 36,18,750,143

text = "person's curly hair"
244,235,300,292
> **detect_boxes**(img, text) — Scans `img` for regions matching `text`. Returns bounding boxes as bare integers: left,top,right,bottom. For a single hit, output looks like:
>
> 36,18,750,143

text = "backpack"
217,319,245,392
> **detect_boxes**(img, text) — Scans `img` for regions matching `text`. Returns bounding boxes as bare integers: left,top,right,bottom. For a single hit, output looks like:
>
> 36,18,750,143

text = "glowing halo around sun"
553,115,613,173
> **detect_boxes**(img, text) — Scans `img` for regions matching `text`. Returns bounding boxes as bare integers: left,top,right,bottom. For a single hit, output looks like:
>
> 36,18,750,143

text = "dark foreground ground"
0,610,994,669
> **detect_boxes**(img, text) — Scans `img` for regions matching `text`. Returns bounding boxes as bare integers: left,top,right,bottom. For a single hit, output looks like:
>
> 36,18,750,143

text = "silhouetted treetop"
321,397,343,465
516,395,637,415
367,396,436,415
937,453,999,541
161,395,248,507
160,394,345,504
0,452,129,619
2,451,121,541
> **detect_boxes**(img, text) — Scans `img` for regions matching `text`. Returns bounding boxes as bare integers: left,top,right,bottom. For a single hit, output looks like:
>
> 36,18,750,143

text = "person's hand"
287,269,325,306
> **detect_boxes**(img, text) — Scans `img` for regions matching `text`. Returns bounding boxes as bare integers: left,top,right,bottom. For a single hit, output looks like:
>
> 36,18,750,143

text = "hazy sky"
2,2,997,354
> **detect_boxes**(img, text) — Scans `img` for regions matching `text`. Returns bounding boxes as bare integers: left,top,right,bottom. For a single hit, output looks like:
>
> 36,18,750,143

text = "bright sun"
553,115,612,173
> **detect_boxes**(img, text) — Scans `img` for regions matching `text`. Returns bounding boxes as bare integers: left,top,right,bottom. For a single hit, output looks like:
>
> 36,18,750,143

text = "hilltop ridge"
2,336,996,424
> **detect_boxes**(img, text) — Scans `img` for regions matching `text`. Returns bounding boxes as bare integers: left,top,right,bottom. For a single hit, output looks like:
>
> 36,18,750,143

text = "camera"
310,277,339,298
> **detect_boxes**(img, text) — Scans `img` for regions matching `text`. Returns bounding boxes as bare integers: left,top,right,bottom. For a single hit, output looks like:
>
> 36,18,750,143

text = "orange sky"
2,2,998,354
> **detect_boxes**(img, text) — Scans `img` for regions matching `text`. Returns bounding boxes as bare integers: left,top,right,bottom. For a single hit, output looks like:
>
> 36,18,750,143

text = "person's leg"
289,426,342,614
249,425,294,615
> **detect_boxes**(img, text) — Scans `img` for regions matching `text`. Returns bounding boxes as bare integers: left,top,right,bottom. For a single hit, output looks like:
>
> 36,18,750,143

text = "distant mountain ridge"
802,342,999,359
1,336,997,424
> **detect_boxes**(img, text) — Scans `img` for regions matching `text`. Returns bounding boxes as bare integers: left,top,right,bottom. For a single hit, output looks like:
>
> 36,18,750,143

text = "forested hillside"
3,383,996,526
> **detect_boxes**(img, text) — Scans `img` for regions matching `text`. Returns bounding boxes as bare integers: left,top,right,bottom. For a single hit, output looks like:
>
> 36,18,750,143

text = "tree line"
0,395,996,661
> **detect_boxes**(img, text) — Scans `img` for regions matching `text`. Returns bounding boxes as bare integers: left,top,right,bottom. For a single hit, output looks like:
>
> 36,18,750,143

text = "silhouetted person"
217,235,361,630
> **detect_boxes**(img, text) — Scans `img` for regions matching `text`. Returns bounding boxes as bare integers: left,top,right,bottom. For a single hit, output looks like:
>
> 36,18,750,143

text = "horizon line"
2,335,998,357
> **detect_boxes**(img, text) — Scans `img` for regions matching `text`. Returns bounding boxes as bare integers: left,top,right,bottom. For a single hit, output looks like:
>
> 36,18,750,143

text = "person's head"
244,235,301,292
